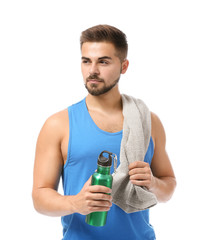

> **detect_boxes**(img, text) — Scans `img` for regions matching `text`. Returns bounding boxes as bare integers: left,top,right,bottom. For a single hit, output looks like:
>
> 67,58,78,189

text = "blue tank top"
62,98,156,240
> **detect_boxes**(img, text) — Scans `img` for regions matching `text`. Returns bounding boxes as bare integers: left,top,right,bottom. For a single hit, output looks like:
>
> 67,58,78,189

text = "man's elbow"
32,189,43,214
156,176,177,203
163,177,177,202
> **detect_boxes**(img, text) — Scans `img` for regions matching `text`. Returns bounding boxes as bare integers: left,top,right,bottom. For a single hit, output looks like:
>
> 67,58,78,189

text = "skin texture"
32,42,176,217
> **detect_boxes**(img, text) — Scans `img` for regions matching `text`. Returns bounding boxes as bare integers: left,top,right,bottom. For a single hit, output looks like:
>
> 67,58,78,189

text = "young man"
32,25,176,239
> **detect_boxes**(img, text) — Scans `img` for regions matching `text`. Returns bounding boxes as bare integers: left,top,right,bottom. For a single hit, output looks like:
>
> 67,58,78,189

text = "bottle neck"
97,165,111,175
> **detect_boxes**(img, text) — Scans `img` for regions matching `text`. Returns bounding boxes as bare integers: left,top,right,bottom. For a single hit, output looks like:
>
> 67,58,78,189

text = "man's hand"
70,176,113,215
128,161,155,190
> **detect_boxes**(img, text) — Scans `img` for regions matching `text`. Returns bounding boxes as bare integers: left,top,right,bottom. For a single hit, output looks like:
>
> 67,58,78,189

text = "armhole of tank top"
144,136,154,166
151,136,154,159
63,106,72,169
149,136,154,165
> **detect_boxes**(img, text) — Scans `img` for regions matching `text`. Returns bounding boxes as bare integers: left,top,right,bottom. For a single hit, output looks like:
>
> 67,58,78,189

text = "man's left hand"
128,161,155,190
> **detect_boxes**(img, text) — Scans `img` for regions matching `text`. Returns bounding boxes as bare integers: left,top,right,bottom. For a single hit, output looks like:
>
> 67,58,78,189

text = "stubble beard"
84,76,120,96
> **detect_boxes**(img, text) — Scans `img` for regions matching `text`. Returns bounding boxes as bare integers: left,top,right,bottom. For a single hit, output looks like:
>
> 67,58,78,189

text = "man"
32,25,176,239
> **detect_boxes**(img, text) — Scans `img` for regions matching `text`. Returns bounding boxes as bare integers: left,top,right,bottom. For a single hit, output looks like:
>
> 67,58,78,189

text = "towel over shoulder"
112,94,157,213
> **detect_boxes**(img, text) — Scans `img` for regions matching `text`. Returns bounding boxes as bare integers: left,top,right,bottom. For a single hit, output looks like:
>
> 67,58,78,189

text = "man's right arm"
32,111,112,217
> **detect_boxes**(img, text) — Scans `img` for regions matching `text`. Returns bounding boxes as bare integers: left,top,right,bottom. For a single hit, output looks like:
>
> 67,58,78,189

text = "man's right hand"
70,176,113,215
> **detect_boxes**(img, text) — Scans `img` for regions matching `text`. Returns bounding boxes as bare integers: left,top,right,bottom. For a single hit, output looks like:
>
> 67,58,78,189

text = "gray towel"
112,94,157,213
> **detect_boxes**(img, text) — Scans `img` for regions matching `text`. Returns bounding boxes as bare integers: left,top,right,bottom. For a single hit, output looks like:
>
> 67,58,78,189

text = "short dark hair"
80,24,128,62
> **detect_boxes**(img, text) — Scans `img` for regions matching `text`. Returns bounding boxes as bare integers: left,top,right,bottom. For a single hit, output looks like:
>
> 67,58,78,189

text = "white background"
0,0,211,239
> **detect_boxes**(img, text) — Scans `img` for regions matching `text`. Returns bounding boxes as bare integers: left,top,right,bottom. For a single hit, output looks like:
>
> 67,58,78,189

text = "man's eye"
100,60,109,65
82,60,89,64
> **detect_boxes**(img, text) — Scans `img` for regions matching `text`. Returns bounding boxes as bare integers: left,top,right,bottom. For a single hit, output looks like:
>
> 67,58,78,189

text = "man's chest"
60,109,123,165
88,110,124,133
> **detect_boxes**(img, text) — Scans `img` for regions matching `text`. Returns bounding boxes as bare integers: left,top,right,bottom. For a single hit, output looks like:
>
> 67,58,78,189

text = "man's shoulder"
41,97,85,137
150,111,166,147
40,109,69,140
150,112,164,131
46,109,68,126
68,98,85,111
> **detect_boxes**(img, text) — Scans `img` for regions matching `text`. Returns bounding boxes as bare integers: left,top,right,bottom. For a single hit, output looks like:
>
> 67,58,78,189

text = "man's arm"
32,111,70,216
129,112,176,202
32,111,112,217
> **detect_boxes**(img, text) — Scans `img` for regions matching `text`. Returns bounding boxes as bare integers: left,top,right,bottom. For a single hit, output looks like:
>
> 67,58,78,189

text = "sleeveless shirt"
61,98,156,240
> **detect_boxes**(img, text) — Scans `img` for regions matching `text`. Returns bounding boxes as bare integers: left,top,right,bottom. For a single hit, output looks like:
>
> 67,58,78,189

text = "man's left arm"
129,112,176,202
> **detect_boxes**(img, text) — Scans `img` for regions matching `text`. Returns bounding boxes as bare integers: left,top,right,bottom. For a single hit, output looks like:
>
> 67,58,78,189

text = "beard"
84,75,120,96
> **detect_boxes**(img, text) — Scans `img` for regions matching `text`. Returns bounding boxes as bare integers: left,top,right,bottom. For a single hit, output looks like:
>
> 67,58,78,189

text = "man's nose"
89,63,100,75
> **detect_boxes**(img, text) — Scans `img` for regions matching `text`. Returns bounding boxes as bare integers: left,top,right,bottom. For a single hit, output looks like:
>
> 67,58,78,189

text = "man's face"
81,42,124,96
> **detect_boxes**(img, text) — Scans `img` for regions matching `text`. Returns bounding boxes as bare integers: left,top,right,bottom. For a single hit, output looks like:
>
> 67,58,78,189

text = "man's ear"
121,59,129,74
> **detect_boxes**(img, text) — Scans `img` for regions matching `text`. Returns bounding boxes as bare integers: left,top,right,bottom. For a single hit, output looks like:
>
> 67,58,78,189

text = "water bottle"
85,150,117,227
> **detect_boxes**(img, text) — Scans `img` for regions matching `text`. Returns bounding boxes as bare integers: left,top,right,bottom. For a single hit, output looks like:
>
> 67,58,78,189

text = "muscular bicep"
33,115,64,192
151,112,175,179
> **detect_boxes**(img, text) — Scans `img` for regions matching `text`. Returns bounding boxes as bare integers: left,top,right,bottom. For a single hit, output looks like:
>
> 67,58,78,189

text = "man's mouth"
87,78,104,83
87,79,102,83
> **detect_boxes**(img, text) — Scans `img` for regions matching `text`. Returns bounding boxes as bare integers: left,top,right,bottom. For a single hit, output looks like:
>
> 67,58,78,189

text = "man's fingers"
88,206,112,213
128,161,148,170
130,173,148,181
89,185,112,194
88,192,112,202
129,168,146,176
88,199,112,207
130,179,150,187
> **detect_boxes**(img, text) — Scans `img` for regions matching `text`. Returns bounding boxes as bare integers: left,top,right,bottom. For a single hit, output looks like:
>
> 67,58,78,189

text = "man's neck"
85,88,122,114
